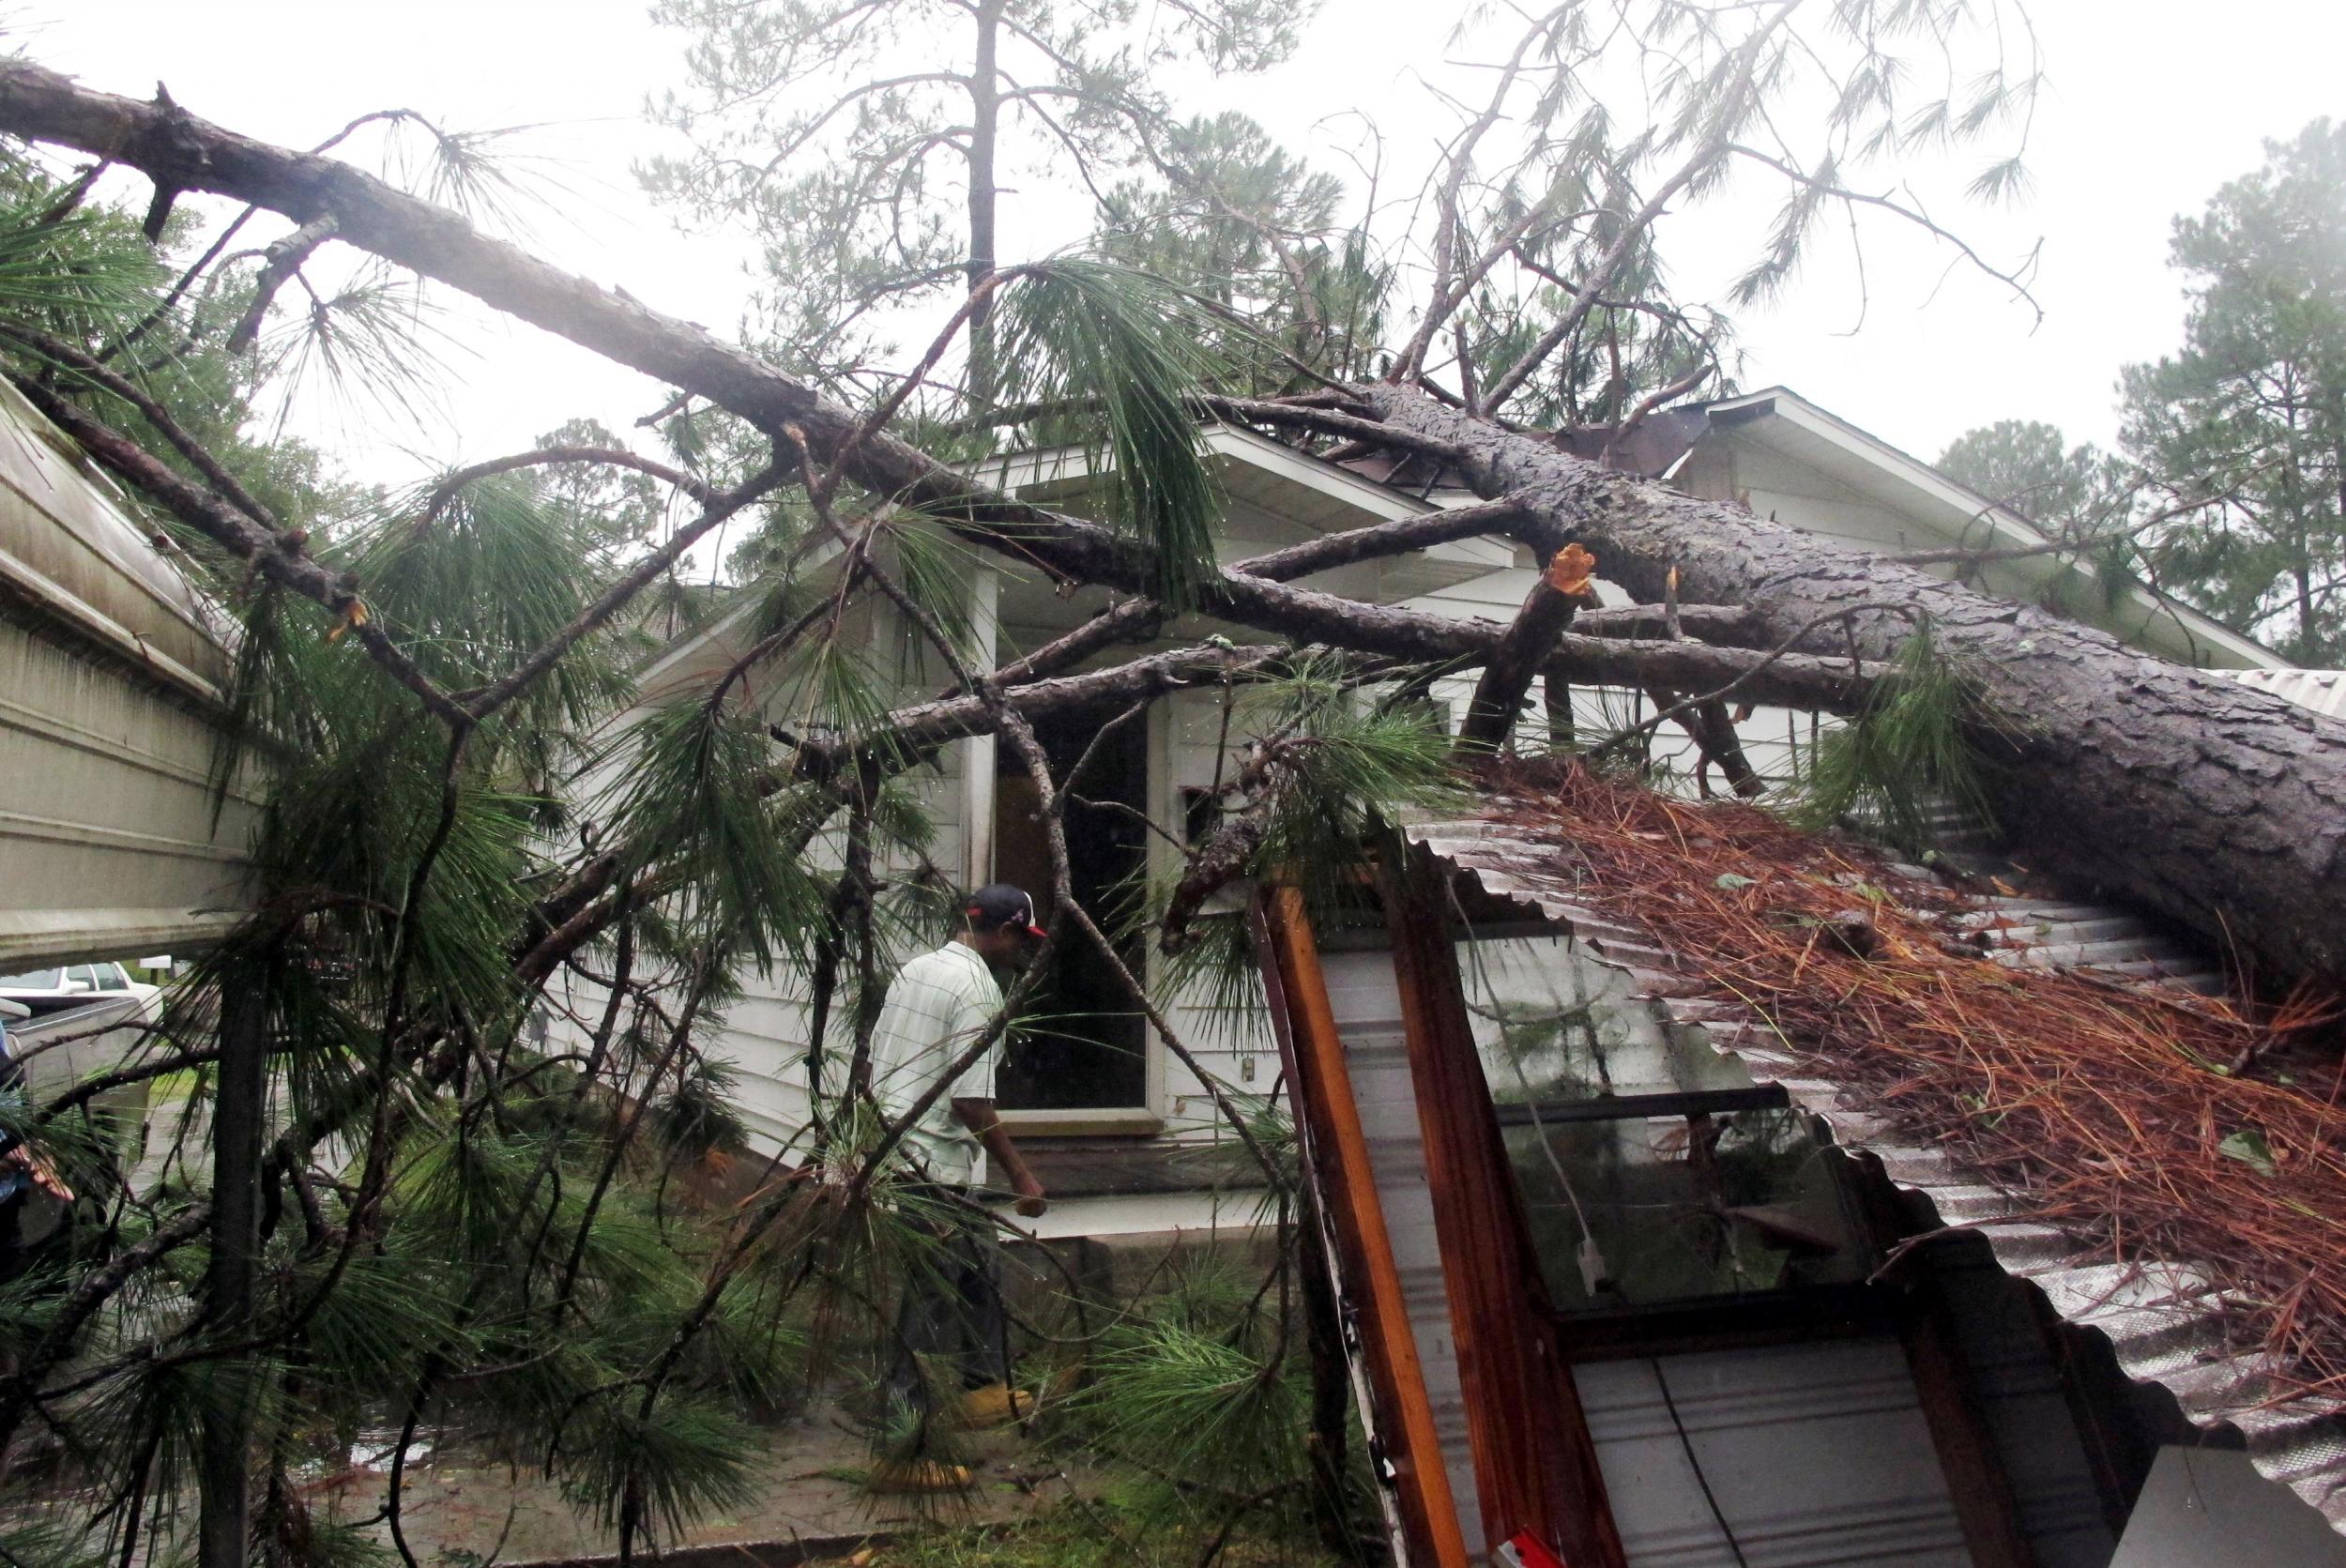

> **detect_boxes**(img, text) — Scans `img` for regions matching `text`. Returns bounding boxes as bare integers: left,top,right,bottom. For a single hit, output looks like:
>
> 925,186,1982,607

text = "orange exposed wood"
1380,845,1626,1568
1254,887,1472,1568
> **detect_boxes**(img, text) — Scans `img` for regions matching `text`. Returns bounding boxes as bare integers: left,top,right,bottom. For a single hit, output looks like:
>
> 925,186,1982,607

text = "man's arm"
952,1097,1046,1218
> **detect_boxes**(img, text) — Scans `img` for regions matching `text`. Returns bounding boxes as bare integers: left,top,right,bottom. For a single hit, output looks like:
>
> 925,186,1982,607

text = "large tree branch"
0,64,1141,588
1201,571,1883,711
785,641,1290,783
1199,393,1468,468
224,212,337,355
788,608,1879,802
8,372,470,724
1228,495,1533,582
0,69,1770,725
1576,601,1760,643
424,445,724,517
1360,380,2346,981
988,595,1164,686
1456,559,1588,752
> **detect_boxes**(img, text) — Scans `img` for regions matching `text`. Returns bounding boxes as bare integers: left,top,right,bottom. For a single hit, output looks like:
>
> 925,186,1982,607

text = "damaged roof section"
1403,762,2346,1536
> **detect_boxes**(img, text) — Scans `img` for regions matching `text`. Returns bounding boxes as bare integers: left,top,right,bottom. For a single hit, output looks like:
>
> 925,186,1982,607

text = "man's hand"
1013,1171,1047,1220
954,1095,1048,1218
8,1146,70,1203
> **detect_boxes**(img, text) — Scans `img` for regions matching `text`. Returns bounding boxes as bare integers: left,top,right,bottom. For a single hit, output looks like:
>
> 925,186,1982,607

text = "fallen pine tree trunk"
1363,384,2346,982
7,64,2341,983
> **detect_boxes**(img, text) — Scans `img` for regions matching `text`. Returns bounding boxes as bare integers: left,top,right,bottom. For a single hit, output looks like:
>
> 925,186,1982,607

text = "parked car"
0,961,160,1020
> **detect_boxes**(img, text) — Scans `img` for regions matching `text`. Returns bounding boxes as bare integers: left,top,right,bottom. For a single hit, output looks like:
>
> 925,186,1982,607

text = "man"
0,997,71,1290
863,884,1047,1488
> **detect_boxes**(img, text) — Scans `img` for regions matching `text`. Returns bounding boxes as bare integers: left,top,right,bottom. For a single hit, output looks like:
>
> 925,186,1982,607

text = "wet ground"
334,1395,1105,1564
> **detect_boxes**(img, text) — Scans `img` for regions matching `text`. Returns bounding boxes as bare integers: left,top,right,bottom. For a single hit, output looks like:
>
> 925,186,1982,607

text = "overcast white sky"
23,0,2346,485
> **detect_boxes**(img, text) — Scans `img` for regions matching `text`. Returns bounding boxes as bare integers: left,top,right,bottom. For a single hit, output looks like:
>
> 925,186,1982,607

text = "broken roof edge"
1398,802,2346,1539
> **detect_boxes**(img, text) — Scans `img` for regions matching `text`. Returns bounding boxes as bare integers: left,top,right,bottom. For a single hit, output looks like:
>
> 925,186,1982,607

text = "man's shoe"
866,1458,972,1494
956,1382,1033,1428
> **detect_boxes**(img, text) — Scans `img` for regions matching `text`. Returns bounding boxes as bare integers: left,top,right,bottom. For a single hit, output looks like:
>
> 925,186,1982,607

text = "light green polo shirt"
865,941,1004,1186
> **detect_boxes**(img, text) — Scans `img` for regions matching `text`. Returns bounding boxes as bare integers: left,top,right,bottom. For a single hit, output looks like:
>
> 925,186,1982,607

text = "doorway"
988,714,1151,1109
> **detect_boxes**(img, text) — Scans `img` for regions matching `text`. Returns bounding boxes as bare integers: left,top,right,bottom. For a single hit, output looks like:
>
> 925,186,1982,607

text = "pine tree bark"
198,982,267,1568
963,0,1004,407
1362,383,2346,982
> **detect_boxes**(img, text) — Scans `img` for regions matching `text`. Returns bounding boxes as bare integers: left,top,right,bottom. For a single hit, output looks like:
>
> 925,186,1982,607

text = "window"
0,970,61,989
991,711,1150,1110
1501,1094,1868,1313
94,964,128,992
67,966,97,993
1455,928,1871,1317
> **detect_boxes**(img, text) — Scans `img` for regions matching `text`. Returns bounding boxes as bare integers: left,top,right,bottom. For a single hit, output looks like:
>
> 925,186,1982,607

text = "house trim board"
1252,885,1471,1568
1379,843,1629,1568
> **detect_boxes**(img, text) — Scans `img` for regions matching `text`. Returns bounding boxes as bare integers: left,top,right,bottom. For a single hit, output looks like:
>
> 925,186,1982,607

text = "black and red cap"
964,883,1046,937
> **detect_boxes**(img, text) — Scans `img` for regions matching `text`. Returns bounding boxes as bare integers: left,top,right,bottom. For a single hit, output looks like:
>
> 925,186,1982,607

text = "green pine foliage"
1098,112,1391,390
2121,119,2346,662
1789,624,2000,853
991,260,1227,610
601,695,830,973
1158,657,1463,1028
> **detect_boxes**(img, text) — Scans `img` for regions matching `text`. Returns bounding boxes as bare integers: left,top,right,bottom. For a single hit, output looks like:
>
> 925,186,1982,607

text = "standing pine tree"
2122,119,2346,662
640,0,1318,405
1937,419,2110,524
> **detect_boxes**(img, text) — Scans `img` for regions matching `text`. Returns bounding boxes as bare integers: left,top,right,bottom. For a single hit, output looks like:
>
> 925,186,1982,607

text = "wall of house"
542,593,974,1158
1694,428,2266,671
561,422,2230,1165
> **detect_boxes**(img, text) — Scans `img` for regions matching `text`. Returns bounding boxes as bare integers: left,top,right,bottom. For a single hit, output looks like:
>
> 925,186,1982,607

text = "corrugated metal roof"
1404,803,2346,1541
2233,667,2346,722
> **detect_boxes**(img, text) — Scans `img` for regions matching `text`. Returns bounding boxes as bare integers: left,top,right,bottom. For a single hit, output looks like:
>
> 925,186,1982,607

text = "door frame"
970,580,1170,1134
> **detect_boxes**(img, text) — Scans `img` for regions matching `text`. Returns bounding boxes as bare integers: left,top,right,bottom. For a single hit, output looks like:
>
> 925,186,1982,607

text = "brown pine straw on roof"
1479,759,2346,1401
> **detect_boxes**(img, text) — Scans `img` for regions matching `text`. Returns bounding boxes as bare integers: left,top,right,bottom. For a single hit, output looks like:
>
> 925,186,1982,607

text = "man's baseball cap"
965,883,1046,937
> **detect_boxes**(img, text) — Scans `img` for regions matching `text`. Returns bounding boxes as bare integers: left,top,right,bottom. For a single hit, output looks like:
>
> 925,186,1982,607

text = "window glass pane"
0,970,61,989
96,964,128,991
1455,930,1746,1102
1510,1106,1867,1312
68,966,96,989
1455,931,1867,1313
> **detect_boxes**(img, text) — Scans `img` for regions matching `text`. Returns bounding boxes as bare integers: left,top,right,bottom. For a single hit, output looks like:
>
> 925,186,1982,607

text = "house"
555,386,2288,1231
546,388,2346,1560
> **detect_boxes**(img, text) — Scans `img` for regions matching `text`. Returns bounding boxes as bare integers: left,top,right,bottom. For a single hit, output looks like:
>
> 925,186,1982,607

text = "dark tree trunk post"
842,802,882,1094
964,0,1004,408
1296,1188,1362,1558
199,977,269,1568
1456,571,1584,753
1543,675,1576,753
1672,696,1764,798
